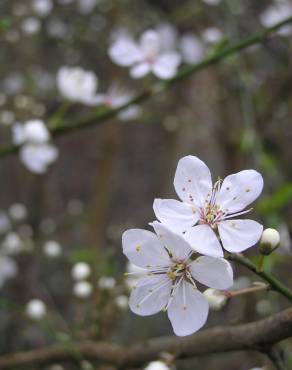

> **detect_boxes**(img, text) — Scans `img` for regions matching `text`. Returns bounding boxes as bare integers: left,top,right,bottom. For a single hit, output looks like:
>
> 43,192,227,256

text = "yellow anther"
136,245,141,252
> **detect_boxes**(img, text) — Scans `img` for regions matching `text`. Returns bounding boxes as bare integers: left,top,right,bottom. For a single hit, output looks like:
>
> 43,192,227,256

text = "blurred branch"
227,253,292,302
0,308,291,369
1,16,292,158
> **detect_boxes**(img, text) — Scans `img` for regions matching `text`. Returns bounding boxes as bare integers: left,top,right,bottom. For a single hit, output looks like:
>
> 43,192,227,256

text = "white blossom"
109,30,181,80
202,0,222,5
71,262,91,280
0,211,11,234
21,17,41,35
73,281,93,298
2,232,23,254
26,299,47,319
122,222,233,336
201,27,223,44
153,155,263,256
98,276,116,290
12,120,58,174
260,1,292,36
144,361,170,370
180,33,205,64
125,261,145,289
57,66,99,105
203,288,227,310
0,255,18,288
32,0,53,17
115,294,129,310
43,240,62,258
260,228,280,254
8,203,27,221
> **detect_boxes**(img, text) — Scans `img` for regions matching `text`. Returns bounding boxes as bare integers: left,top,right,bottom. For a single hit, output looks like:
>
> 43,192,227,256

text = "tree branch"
1,16,292,158
0,308,291,369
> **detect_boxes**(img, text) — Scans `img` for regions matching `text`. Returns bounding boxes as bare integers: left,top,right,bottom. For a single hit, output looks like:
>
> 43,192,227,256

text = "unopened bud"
259,228,280,255
203,288,227,311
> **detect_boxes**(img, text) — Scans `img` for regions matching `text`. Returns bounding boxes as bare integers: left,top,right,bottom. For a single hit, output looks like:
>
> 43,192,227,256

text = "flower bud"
203,288,227,311
259,228,280,255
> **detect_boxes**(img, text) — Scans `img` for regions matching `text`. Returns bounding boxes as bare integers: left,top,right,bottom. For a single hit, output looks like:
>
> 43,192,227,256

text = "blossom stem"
257,254,265,273
227,282,269,298
1,16,292,157
227,253,292,303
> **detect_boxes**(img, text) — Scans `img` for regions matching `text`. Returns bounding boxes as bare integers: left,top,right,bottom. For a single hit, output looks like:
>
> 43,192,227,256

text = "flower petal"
184,224,223,258
174,155,212,207
152,52,181,79
108,37,142,66
150,221,192,261
20,144,58,174
130,62,151,78
140,30,160,58
129,274,172,316
190,256,233,290
168,281,209,336
217,170,264,214
153,198,198,233
218,219,263,253
122,229,170,268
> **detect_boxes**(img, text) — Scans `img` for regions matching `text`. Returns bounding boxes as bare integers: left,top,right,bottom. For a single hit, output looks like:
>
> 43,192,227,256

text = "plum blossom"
12,120,58,174
153,156,263,256
122,222,233,336
260,1,292,36
109,30,181,79
25,299,47,319
180,33,205,64
57,66,99,105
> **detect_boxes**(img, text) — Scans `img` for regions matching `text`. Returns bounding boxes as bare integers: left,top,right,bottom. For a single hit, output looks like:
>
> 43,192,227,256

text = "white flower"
203,288,227,310
12,120,58,174
72,262,91,280
109,30,181,80
125,261,145,289
115,294,129,310
2,232,23,254
153,155,263,256
0,255,18,288
21,17,41,35
32,0,53,17
26,299,47,319
144,361,170,370
201,27,223,44
122,222,233,336
260,228,280,254
8,203,27,221
180,33,205,64
57,67,99,105
43,240,62,258
202,0,222,5
98,276,116,290
0,211,11,234
77,0,97,14
260,1,292,36
73,281,93,298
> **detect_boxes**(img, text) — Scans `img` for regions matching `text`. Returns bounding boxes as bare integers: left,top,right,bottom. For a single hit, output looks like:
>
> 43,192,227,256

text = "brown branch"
0,308,291,369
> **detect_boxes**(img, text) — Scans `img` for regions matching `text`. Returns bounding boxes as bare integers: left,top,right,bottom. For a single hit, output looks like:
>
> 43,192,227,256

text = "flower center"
167,262,187,281
199,179,223,228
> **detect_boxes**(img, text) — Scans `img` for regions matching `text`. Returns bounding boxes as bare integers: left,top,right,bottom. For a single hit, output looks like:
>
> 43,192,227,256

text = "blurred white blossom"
8,203,27,221
260,1,292,36
72,262,91,280
21,17,41,35
203,288,227,310
32,0,53,17
0,212,11,234
73,281,93,298
180,33,205,64
115,294,128,310
144,361,170,370
25,299,47,319
43,240,62,258
202,27,223,44
202,0,222,5
2,232,23,254
98,276,116,290
0,255,18,288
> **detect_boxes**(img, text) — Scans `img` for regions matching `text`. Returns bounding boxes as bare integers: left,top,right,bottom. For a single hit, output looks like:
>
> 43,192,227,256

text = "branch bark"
0,308,291,369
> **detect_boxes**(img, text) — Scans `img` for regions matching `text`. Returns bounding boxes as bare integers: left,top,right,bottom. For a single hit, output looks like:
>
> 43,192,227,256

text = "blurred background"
0,0,292,369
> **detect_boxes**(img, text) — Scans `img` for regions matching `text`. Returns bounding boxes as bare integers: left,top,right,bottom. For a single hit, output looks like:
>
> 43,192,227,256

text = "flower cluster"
122,155,263,336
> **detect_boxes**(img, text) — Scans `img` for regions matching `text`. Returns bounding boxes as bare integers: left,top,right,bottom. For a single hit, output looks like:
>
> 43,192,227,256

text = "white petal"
174,155,212,207
218,219,263,253
130,62,151,78
152,52,181,79
20,144,58,174
168,281,209,336
129,274,172,316
108,37,142,66
122,229,170,268
150,221,192,261
153,199,198,233
140,30,160,59
217,170,264,214
184,224,223,258
190,256,233,290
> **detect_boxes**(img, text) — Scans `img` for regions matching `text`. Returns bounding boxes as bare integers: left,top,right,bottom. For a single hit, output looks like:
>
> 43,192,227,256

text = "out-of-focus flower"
260,1,292,36
156,23,178,53
77,0,97,14
98,276,116,290
154,155,263,256
67,199,84,215
8,203,27,221
202,0,222,5
115,294,128,310
72,262,91,280
203,288,227,310
278,223,291,254
0,212,11,234
43,240,62,258
21,17,41,35
2,232,23,254
109,29,181,79
122,222,233,336
73,281,93,298
57,67,99,105
144,361,170,370
202,27,223,44
180,33,205,64
0,255,18,288
32,0,53,17
12,120,58,174
25,299,47,319
0,110,15,126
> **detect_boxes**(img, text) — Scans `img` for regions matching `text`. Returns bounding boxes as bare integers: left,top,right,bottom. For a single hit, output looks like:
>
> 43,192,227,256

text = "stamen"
223,208,253,219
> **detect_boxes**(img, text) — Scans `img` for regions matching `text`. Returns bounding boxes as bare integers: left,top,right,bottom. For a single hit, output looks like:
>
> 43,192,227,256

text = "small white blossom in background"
32,0,53,17
12,119,58,174
25,299,47,319
115,294,129,310
67,199,84,216
57,67,99,106
0,211,11,234
109,29,181,79
73,281,93,298
0,110,15,126
154,155,263,256
260,0,292,36
201,27,223,44
2,232,23,254
0,255,18,288
71,262,91,280
21,17,41,35
144,361,170,370
43,240,62,258
180,33,205,64
260,228,280,254
77,0,97,14
202,0,222,5
122,222,233,336
203,288,227,311
8,203,27,221
93,84,141,120
98,276,116,290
